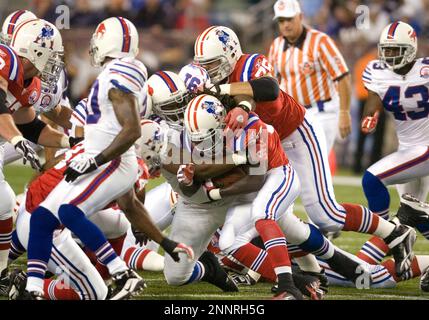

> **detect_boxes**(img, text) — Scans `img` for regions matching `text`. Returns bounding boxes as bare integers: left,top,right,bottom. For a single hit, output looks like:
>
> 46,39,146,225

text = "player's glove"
177,163,195,186
12,136,42,171
64,154,99,183
132,227,149,246
160,237,195,262
361,111,379,134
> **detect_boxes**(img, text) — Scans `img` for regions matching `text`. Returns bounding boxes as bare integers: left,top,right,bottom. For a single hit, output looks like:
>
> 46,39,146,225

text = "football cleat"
200,251,239,292
228,272,257,287
272,285,303,300
383,223,416,278
0,269,11,297
396,194,429,228
110,269,146,300
8,269,27,300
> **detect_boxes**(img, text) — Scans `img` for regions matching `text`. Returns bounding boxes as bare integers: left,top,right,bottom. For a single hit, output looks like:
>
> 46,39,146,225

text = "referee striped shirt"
268,27,349,107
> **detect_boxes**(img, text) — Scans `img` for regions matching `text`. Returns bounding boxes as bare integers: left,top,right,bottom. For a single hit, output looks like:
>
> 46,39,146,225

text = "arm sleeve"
318,35,349,81
361,61,379,94
249,54,275,80
70,98,88,127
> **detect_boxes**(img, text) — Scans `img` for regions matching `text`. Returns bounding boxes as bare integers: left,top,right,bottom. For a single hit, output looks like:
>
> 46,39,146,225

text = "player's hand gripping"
12,136,42,171
64,153,99,183
225,106,249,134
177,163,195,186
160,238,195,262
361,111,379,134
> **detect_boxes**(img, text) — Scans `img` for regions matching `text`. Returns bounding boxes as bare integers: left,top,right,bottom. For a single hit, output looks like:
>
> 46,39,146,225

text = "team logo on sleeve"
28,90,39,105
420,66,429,79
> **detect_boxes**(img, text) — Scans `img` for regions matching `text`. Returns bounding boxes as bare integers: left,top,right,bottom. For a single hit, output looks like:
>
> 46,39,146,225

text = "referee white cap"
273,0,301,20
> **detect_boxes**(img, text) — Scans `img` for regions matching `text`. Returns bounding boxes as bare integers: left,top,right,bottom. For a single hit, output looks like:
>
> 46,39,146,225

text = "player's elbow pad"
0,89,9,115
16,116,47,144
249,77,279,102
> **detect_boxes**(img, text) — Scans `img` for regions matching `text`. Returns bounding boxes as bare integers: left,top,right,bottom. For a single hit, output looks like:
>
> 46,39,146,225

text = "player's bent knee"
30,206,60,233
0,181,15,220
362,171,384,194
58,204,84,227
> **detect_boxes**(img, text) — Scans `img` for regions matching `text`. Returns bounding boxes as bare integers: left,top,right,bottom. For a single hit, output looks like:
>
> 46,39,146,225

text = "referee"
268,0,352,152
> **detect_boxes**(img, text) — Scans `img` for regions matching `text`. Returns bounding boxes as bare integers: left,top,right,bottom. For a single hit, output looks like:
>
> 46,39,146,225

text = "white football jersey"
84,57,148,158
363,57,429,147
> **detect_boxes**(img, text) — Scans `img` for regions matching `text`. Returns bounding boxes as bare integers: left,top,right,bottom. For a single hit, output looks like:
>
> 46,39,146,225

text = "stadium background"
1,0,429,299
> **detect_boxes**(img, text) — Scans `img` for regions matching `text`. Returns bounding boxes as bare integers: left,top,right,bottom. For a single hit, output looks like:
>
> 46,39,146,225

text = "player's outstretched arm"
117,188,194,262
217,172,265,199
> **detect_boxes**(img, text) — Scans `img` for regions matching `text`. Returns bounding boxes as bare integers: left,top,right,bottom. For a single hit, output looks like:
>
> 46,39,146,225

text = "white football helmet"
0,10,37,45
147,71,190,130
379,21,417,70
179,63,212,92
138,119,168,172
194,26,243,84
10,19,63,91
184,94,226,153
90,17,139,67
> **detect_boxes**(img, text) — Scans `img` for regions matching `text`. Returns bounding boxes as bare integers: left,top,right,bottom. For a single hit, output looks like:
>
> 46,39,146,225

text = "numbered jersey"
364,58,429,147
228,54,305,140
0,44,41,113
84,57,148,158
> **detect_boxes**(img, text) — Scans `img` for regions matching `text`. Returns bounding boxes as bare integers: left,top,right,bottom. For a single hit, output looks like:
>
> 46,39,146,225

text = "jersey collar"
283,27,307,51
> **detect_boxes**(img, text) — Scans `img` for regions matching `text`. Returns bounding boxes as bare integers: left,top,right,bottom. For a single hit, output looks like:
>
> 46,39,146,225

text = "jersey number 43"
383,85,429,120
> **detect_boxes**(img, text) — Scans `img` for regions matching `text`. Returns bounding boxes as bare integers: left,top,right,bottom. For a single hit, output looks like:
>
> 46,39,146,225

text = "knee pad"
164,268,189,286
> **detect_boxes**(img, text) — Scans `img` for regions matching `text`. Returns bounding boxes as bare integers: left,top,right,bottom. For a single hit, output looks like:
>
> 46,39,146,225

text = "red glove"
361,111,379,134
225,107,249,133
177,163,195,186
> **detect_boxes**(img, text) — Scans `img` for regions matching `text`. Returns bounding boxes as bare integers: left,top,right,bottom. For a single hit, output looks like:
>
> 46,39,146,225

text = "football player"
190,25,416,279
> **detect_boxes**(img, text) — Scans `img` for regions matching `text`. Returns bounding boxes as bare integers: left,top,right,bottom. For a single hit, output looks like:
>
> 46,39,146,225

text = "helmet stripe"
10,18,38,46
387,21,400,39
117,17,131,52
187,94,206,132
198,26,217,56
7,10,26,35
155,71,178,93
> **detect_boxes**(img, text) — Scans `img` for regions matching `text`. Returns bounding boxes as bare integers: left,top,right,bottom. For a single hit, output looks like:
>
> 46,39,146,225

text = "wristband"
10,135,24,146
219,84,231,95
94,153,107,167
208,188,222,200
232,153,247,165
237,101,252,112
160,237,177,253
60,135,70,148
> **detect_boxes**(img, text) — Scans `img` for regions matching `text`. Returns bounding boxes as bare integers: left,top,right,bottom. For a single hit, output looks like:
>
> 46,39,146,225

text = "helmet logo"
34,24,54,49
420,66,429,79
216,29,233,52
148,84,154,96
202,100,216,114
96,23,106,37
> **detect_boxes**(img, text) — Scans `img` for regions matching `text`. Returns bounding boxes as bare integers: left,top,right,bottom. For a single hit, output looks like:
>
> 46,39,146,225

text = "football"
211,166,247,188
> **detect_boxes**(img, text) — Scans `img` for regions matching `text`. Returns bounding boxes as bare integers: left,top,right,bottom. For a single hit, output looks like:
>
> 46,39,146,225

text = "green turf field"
4,165,429,300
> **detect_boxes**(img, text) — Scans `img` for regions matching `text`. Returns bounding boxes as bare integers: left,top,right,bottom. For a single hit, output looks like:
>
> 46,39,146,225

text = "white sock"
107,257,128,275
294,255,322,273
26,276,44,294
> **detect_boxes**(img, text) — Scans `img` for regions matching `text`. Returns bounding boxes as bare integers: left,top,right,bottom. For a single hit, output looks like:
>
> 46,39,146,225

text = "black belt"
304,98,332,111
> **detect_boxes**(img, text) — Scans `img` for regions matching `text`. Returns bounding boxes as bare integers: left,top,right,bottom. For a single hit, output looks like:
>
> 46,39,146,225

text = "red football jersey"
228,112,288,170
228,53,305,140
0,44,40,113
